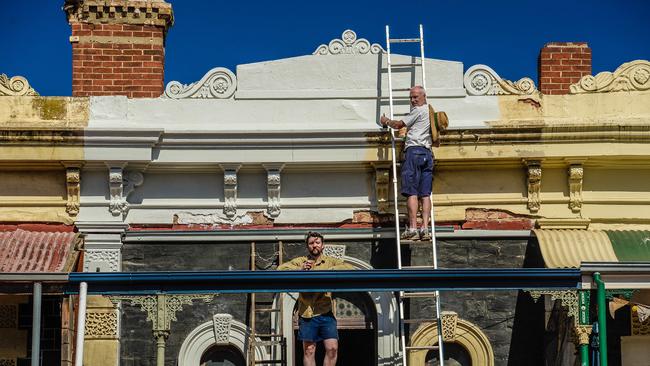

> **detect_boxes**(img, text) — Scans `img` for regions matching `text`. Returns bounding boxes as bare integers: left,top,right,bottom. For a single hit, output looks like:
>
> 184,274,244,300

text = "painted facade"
2,1,650,365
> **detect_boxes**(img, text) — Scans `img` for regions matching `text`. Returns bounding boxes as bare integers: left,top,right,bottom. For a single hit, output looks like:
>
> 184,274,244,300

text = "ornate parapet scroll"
313,29,385,55
164,67,237,99
524,160,542,213
0,74,38,96
372,163,391,213
570,60,650,93
107,164,144,216
464,64,537,96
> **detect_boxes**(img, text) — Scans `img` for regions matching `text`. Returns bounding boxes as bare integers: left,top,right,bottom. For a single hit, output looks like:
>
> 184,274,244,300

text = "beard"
309,247,322,257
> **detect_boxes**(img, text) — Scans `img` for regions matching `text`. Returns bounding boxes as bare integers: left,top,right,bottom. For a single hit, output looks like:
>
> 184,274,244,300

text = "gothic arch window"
408,313,494,366
178,314,269,366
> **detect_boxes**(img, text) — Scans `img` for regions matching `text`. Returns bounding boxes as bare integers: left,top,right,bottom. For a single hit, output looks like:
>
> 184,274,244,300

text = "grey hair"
410,85,426,95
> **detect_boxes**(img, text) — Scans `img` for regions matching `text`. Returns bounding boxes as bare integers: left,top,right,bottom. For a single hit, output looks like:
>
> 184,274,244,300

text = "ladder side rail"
387,24,409,366
419,23,445,365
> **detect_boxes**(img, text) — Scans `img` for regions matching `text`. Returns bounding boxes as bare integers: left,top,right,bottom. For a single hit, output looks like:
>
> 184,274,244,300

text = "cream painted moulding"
0,74,38,96
570,60,650,93
463,64,537,95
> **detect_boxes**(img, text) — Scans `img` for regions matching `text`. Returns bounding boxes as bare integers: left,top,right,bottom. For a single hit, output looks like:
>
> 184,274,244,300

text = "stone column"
75,221,127,366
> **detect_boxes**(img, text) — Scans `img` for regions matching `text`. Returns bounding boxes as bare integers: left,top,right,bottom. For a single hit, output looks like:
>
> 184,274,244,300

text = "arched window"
200,345,246,366
424,343,472,366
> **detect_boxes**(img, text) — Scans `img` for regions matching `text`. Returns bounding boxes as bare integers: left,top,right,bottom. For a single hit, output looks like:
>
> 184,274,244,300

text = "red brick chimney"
64,0,173,98
538,42,592,95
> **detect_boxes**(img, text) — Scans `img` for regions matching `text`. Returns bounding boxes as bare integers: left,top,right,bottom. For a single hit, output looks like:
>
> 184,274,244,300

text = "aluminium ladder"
384,24,445,366
248,241,287,366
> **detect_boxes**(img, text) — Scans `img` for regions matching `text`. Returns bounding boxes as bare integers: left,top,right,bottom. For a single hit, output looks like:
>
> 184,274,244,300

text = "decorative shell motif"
570,60,650,93
0,74,39,96
463,64,537,96
164,67,236,99
313,29,385,55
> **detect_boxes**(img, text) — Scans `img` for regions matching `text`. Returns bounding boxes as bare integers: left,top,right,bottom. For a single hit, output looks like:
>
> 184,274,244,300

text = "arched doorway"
200,345,246,366
292,292,377,365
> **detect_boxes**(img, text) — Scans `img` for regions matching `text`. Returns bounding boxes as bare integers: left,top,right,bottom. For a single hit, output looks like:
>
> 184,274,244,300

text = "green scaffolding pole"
594,272,608,366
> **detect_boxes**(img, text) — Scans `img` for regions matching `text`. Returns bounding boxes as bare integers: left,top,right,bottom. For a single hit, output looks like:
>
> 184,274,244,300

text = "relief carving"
464,64,537,96
323,245,346,259
441,311,459,342
84,249,120,272
570,60,650,93
107,165,143,216
220,164,241,219
0,74,38,96
525,161,542,213
85,311,118,339
164,67,237,99
263,164,284,218
212,314,233,345
66,166,81,216
314,29,385,55
373,164,390,213
568,164,584,213
574,325,592,345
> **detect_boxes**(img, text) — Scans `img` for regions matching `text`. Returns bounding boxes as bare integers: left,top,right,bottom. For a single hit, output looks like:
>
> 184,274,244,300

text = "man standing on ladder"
380,86,435,241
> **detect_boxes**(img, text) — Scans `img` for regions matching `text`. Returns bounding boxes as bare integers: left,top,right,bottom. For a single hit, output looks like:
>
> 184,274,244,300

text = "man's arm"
329,258,356,270
277,257,303,270
380,114,406,129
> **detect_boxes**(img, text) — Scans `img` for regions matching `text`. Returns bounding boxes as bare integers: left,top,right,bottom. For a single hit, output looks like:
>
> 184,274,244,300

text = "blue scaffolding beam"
66,268,580,295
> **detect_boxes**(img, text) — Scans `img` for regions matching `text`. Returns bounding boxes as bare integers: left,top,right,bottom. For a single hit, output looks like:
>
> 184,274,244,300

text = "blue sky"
2,0,649,96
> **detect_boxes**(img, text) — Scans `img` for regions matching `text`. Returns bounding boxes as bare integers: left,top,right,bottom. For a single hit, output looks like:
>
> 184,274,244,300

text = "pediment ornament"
570,60,650,93
313,29,385,55
0,74,38,96
464,64,537,95
164,67,237,99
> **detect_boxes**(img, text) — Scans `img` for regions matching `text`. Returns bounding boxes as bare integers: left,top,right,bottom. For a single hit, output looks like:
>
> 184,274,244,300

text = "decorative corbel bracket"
107,163,144,217
371,162,391,213
64,164,81,216
524,160,542,213
219,164,241,219
263,164,284,218
567,161,585,213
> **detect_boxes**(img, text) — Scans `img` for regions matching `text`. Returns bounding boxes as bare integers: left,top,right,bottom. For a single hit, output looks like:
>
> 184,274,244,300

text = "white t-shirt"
402,104,432,149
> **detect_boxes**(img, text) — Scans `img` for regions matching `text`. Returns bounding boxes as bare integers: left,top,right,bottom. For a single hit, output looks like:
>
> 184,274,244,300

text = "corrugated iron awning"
0,228,80,273
534,229,618,268
606,230,650,262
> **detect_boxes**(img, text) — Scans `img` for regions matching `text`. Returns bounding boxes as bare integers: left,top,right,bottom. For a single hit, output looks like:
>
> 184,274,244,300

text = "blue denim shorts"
401,146,433,198
298,312,338,342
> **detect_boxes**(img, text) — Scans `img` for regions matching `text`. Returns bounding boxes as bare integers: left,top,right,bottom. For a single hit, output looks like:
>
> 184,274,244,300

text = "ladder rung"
392,112,409,116
400,239,433,245
391,88,412,92
252,340,284,346
402,291,437,298
403,318,438,324
401,265,434,270
406,345,439,351
391,63,420,67
254,333,283,338
254,308,281,312
389,38,421,43
254,361,285,364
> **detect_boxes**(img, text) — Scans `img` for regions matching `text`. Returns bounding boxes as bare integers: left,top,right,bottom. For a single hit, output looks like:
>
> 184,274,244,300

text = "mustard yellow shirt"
277,255,354,318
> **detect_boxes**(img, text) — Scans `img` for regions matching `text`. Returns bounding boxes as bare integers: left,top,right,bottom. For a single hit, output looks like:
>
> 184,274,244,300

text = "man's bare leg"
407,195,419,229
323,338,338,366
303,341,317,366
420,196,431,231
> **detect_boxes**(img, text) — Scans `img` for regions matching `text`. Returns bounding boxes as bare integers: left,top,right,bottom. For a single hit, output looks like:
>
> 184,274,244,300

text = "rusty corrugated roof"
534,229,618,268
0,229,80,272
